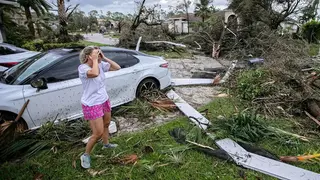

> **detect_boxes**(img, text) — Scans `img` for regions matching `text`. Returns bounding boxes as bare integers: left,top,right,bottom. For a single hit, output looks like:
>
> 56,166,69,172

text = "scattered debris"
166,90,211,130
110,154,138,165
0,99,30,145
136,36,142,51
280,153,320,163
144,41,186,48
150,99,176,112
171,78,215,86
216,138,320,180
305,111,320,126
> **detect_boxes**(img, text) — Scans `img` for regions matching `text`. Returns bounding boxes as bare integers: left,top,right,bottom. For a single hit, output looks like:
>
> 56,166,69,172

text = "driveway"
116,56,226,134
83,33,119,46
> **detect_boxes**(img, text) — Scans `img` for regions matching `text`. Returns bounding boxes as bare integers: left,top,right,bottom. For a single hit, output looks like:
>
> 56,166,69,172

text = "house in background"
167,13,201,34
279,18,301,35
166,9,241,34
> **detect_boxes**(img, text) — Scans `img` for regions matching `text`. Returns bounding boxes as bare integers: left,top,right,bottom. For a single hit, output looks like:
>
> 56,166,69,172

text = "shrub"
236,68,275,101
22,39,44,51
302,20,320,43
22,41,85,51
5,24,33,47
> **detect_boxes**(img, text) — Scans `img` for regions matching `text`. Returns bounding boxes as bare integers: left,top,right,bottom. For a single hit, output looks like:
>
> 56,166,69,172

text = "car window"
39,56,80,83
103,51,139,68
3,52,63,85
0,46,15,55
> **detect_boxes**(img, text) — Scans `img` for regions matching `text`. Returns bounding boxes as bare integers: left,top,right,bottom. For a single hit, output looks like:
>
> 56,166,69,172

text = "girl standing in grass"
78,46,121,169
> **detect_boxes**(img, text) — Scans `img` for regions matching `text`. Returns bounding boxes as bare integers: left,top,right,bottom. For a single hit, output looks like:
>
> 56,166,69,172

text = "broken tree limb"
144,41,186,48
218,60,238,84
305,111,320,126
136,36,142,51
194,41,201,50
216,138,320,180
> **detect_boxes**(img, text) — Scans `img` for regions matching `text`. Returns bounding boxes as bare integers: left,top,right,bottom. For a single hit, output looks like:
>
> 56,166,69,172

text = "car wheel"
136,78,159,97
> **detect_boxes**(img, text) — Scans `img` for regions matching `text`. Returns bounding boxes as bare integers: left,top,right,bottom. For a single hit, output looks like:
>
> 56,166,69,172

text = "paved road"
83,33,119,46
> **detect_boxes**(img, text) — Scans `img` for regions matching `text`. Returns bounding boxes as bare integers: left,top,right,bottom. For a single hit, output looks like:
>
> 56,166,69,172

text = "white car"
0,46,171,130
0,43,40,72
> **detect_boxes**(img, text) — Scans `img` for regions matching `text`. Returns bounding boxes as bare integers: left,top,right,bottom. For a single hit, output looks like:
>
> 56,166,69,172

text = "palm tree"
194,0,212,22
17,0,51,37
0,0,19,41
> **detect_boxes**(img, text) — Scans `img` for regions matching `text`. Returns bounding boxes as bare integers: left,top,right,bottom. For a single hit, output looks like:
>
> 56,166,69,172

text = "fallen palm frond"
0,120,90,162
0,100,30,146
268,127,310,142
280,153,320,163
219,110,310,143
109,154,139,165
150,99,176,112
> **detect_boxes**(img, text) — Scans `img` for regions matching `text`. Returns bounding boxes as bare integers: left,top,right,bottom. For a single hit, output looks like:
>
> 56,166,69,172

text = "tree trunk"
0,9,6,42
24,6,35,38
57,0,70,42
202,16,205,23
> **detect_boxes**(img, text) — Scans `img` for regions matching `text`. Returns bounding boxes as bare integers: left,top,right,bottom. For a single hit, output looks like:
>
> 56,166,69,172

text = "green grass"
1,98,320,180
79,41,109,47
142,51,193,59
309,44,320,56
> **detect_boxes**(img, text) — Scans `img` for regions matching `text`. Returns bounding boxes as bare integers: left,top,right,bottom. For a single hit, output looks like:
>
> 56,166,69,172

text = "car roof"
48,46,143,56
0,43,28,52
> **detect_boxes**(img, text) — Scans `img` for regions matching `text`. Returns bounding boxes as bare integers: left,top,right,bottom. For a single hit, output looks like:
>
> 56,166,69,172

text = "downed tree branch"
305,111,320,126
144,41,186,48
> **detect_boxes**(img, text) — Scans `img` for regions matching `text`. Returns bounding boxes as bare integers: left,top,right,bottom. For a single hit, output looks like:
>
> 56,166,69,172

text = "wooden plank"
216,138,320,180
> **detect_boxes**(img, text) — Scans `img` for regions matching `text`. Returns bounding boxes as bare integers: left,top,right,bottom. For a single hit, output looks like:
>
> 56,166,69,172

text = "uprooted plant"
217,110,310,144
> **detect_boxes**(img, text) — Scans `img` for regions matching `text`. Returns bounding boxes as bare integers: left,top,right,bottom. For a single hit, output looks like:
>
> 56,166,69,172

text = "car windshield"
1,52,63,85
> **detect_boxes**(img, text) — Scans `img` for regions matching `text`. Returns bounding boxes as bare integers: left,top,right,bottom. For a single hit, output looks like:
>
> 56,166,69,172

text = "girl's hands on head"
89,49,100,62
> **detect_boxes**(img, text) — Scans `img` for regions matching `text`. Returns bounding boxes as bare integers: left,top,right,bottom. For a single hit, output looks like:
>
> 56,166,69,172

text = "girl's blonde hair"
79,46,97,64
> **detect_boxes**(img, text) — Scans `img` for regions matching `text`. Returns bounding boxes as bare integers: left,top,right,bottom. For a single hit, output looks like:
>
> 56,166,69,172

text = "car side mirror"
31,78,48,91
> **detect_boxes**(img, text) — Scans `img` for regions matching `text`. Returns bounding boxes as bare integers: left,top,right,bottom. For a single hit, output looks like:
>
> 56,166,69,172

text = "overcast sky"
47,0,229,15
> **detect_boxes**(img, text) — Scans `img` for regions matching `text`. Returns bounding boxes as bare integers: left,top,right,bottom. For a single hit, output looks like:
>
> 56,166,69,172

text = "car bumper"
159,71,171,89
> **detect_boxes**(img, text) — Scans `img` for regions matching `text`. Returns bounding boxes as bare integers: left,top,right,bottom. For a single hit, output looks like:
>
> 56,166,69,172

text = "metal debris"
216,138,320,180
171,78,215,86
166,90,211,130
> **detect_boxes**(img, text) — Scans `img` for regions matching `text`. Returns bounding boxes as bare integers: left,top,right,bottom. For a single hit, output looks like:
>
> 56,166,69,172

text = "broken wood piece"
216,138,320,180
136,36,142,51
171,78,215,86
219,60,237,84
305,111,320,126
280,153,320,163
144,41,186,48
166,90,211,130
194,41,201,50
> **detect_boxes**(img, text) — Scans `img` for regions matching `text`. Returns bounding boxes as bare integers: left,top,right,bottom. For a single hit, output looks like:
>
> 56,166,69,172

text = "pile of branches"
228,30,320,120
118,24,176,51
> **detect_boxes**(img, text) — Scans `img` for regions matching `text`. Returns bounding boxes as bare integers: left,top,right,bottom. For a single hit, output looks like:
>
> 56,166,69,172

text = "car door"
23,55,83,126
103,51,143,106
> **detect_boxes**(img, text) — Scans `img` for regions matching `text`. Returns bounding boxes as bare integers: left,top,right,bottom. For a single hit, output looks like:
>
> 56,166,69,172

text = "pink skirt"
82,100,111,120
